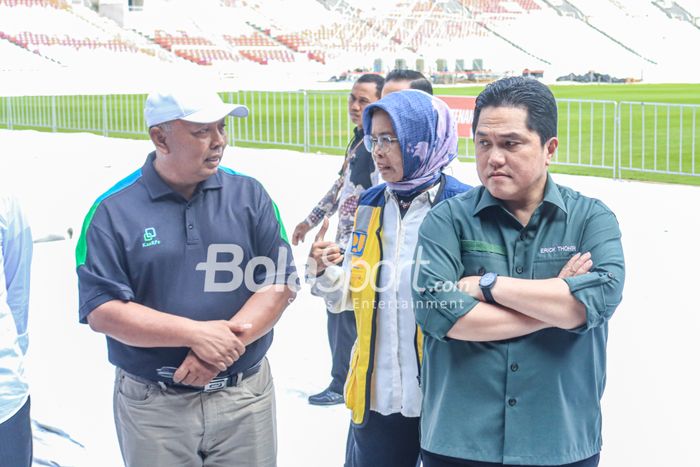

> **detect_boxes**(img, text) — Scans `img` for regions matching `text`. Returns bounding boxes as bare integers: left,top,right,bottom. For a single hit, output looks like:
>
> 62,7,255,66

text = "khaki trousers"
113,357,276,467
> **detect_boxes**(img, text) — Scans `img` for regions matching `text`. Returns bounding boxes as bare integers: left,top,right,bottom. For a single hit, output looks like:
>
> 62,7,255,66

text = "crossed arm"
413,199,624,343
446,252,591,341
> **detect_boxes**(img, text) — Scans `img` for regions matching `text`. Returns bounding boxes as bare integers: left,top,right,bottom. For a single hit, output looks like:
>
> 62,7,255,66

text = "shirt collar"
385,180,441,205
473,173,567,216
141,151,223,201
541,173,567,214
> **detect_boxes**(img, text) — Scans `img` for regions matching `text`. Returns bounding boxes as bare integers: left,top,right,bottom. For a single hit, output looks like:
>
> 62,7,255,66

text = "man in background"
291,73,384,406
382,69,433,97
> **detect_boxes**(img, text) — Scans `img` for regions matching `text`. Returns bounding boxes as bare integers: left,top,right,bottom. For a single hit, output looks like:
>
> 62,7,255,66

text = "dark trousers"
327,308,357,394
345,411,420,467
0,396,33,467
422,450,600,467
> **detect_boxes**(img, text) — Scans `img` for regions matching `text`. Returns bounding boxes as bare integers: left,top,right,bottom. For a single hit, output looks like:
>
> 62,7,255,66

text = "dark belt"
126,360,263,394
176,360,263,393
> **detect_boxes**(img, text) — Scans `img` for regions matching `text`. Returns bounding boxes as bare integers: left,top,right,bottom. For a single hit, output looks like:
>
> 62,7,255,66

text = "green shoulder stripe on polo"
75,169,142,268
219,166,289,244
461,240,506,256
218,166,241,177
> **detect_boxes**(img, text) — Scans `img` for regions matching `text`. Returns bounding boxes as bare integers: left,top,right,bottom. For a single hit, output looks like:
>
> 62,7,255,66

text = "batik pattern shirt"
303,127,381,247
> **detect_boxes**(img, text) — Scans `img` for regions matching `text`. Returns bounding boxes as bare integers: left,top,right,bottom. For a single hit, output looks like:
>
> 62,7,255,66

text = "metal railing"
558,99,618,178
458,99,619,179
0,94,148,138
0,92,698,183
617,101,699,178
231,90,354,153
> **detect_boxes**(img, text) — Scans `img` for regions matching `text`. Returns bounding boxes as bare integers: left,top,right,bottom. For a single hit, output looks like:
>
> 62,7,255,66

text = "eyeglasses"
363,134,399,152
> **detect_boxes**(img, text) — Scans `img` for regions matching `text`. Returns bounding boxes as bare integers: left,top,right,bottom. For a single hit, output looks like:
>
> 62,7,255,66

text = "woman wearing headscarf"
308,89,472,467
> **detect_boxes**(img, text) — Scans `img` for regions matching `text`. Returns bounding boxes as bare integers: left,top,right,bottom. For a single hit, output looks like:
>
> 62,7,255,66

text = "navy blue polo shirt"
76,152,296,382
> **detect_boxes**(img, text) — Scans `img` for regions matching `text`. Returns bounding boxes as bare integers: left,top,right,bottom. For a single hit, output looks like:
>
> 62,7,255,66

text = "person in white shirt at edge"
308,89,471,467
0,193,33,466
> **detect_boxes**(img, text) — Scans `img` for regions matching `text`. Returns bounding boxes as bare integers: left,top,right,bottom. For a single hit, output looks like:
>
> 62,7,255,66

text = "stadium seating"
10,32,139,53
122,1,240,67
459,0,541,14
0,37,57,71
0,0,176,68
514,0,540,11
124,0,317,67
224,33,277,47
222,31,299,64
562,0,700,72
290,0,552,66
239,49,295,65
0,0,697,81
0,0,67,8
465,1,509,14
167,48,238,66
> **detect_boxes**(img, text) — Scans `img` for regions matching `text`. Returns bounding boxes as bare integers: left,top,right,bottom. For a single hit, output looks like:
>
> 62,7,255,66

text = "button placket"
504,343,519,409
184,201,200,244
512,234,525,276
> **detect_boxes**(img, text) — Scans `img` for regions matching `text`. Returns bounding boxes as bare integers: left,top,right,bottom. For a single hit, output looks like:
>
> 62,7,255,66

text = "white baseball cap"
144,89,249,127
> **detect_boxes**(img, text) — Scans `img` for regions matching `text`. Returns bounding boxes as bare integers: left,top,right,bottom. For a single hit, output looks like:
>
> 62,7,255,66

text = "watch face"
480,272,497,288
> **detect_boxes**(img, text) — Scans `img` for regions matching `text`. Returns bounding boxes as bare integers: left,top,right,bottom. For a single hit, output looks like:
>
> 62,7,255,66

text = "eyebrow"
350,92,370,99
475,130,524,139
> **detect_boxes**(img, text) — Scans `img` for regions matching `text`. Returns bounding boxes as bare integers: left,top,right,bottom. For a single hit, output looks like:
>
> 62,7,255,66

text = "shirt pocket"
533,256,571,279
350,264,370,291
461,251,509,277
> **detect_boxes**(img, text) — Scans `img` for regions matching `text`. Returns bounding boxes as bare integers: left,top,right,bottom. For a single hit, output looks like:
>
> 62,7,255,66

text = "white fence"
1,92,698,182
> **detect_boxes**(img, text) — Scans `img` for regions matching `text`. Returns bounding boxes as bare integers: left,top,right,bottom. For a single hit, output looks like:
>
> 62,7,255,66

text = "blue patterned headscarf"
362,89,458,196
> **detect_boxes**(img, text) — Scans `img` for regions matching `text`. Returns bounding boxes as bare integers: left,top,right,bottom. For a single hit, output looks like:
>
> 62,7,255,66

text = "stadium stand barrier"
0,92,698,182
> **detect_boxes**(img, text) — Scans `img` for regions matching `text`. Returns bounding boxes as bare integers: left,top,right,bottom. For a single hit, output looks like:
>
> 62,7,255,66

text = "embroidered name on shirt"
142,227,161,248
540,245,577,254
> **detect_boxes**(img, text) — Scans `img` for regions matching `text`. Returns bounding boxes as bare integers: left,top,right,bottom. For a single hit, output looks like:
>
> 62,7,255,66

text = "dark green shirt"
413,175,625,465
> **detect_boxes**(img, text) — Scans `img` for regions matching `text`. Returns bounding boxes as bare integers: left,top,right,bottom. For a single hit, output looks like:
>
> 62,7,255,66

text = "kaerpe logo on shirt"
142,227,161,248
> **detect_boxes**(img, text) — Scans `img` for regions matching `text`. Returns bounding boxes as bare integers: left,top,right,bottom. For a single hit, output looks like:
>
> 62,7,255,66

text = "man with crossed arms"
413,77,625,467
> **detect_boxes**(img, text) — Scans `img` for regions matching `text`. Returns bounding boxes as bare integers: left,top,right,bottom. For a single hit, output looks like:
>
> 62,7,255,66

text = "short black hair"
472,76,557,145
385,69,433,95
355,73,385,98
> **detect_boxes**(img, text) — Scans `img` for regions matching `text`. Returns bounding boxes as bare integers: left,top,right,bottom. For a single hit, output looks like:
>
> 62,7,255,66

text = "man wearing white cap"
76,89,297,467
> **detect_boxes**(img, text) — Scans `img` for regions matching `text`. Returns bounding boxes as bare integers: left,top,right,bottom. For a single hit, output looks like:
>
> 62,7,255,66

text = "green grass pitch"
1,83,698,185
